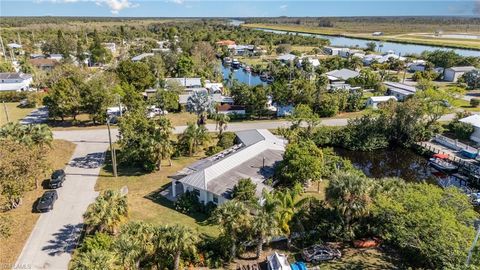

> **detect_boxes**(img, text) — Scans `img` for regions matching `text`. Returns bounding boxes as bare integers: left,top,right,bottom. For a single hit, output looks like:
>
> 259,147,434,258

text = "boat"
266,76,274,83
243,65,251,72
232,58,240,68
223,57,232,65
428,153,458,173
460,148,478,159
260,73,268,81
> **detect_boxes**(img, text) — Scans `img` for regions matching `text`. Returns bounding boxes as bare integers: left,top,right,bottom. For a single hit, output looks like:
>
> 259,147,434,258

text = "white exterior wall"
0,77,33,91
444,69,465,82
470,127,480,143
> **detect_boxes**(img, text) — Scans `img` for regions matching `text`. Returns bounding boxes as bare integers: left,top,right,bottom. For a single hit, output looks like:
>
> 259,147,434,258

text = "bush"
217,132,236,149
0,91,28,102
174,191,203,214
449,121,474,140
317,93,339,117
470,98,480,107
205,145,222,156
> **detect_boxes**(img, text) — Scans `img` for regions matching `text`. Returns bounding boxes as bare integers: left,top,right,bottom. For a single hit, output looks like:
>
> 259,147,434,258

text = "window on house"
213,195,218,204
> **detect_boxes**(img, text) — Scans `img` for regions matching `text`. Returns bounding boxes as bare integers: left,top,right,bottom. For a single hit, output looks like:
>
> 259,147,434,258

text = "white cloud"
38,0,138,14
279,4,287,10
169,0,184,4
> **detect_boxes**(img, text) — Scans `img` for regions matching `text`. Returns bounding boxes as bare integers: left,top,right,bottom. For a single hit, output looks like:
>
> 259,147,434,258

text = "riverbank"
243,23,480,51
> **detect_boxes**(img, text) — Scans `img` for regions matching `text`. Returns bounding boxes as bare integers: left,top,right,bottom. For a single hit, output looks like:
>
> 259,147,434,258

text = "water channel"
256,28,480,57
218,63,265,86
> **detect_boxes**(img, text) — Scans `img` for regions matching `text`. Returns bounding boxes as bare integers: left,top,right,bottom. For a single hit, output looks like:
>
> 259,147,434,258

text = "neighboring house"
165,77,202,89
205,81,224,94
444,66,476,82
30,54,45,59
325,68,360,83
408,60,427,72
179,90,233,105
297,58,320,68
277,53,297,63
267,252,291,270
48,54,63,61
170,129,286,205
0,73,33,91
29,58,58,72
362,54,383,65
102,42,116,53
216,40,236,46
328,83,362,92
324,46,347,56
217,104,246,115
131,53,154,62
366,96,397,109
339,48,363,58
459,114,480,143
228,44,255,55
384,81,417,101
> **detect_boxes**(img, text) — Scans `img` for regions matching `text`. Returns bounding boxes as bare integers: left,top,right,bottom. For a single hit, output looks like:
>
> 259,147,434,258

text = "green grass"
0,102,35,126
95,151,219,236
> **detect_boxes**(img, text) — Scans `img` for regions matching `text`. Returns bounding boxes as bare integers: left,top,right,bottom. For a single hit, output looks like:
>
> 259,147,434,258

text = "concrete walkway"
15,132,110,270
20,106,49,125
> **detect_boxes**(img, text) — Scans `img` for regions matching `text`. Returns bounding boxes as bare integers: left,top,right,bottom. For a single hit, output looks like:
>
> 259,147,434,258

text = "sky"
1,0,480,17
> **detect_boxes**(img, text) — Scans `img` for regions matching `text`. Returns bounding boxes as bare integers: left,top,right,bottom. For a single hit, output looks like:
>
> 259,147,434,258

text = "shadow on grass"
144,184,210,225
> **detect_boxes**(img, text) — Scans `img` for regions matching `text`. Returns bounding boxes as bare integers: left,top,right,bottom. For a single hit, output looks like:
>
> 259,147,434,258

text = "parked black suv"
36,190,58,212
49,169,66,189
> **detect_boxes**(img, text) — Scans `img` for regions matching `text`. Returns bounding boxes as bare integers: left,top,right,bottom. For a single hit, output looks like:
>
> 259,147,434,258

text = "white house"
444,66,476,82
0,73,33,91
324,46,348,56
277,53,297,62
384,81,416,101
297,58,320,68
459,114,480,143
366,96,397,109
165,77,202,89
171,129,286,205
217,104,246,115
131,53,154,62
325,68,359,83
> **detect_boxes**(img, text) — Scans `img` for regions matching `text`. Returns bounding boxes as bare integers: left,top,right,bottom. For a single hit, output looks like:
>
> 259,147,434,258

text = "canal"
218,63,265,86
256,28,480,57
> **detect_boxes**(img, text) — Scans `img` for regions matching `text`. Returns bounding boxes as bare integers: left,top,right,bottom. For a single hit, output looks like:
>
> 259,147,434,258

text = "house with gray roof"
0,73,33,91
170,129,286,205
131,53,154,62
384,81,416,101
325,68,359,83
165,77,202,89
444,66,476,82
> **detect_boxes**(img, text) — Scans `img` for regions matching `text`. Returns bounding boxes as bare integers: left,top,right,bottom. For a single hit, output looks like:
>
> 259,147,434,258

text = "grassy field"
0,102,35,126
0,139,77,264
243,23,480,50
95,147,219,236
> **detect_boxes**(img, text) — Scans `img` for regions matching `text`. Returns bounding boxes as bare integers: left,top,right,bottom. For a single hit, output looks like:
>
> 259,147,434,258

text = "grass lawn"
0,139,77,264
321,247,400,269
0,102,35,126
95,149,218,236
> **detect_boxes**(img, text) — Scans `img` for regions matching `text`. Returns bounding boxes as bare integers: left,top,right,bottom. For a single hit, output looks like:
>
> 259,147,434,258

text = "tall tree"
84,189,128,234
186,91,215,125
162,225,198,270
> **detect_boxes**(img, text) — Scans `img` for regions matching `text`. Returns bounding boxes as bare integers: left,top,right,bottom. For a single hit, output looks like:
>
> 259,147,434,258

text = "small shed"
366,96,397,109
444,66,476,82
267,252,291,270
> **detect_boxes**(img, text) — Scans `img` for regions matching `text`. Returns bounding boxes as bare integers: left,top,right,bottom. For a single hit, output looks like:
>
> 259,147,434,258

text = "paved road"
15,133,109,270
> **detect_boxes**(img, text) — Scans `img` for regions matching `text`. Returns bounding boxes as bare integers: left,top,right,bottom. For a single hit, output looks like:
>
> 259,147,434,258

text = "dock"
418,134,480,186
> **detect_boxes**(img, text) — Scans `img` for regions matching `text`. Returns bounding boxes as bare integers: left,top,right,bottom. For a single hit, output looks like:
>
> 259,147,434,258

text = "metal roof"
131,53,154,61
325,68,359,81
165,77,202,88
0,73,32,80
460,114,480,128
384,81,416,93
447,66,476,72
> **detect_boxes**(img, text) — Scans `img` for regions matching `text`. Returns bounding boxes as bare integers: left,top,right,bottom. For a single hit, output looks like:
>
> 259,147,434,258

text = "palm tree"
70,249,117,270
252,208,279,258
84,189,128,234
180,123,210,156
213,113,230,136
154,117,174,170
114,222,156,269
325,172,374,240
162,225,198,270
273,184,305,248
209,200,251,260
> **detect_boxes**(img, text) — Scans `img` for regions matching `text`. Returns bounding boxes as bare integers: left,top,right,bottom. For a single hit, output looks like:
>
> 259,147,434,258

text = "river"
218,63,265,86
256,28,480,57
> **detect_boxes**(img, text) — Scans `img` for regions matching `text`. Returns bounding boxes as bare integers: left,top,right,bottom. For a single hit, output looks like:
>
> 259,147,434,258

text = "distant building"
444,66,476,82
48,54,63,61
216,40,236,46
366,96,397,109
459,114,480,143
170,129,285,205
325,68,359,83
102,42,116,53
29,58,58,72
131,53,154,62
165,77,202,89
384,81,416,101
372,32,384,36
297,58,320,68
0,73,33,91
277,53,297,62
7,43,22,49
227,44,255,55
324,46,347,56
217,104,246,115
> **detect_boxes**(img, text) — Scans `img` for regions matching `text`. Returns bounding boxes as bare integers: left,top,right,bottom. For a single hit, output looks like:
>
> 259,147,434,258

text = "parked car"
36,190,58,212
302,245,341,263
49,169,66,188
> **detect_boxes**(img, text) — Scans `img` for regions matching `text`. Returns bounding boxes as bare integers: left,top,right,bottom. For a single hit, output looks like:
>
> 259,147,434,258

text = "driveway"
15,131,111,270
20,106,49,125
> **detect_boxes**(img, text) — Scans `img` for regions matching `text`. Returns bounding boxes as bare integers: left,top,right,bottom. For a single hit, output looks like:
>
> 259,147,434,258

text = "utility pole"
3,101,10,123
106,117,118,177
0,35,6,61
467,220,480,266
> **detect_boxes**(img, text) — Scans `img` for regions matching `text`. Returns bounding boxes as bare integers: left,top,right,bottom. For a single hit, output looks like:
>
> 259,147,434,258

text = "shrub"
317,93,339,117
217,132,236,149
205,145,222,156
174,191,203,214
449,121,474,140
470,98,480,107
0,91,28,102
